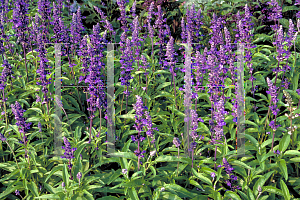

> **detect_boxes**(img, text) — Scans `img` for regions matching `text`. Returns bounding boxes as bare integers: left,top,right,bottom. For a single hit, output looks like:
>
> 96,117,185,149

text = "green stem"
177,147,179,177
5,141,20,170
23,44,29,83
2,89,7,129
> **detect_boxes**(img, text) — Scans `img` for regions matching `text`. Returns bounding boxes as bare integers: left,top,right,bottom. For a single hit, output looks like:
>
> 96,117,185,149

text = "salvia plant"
0,0,300,199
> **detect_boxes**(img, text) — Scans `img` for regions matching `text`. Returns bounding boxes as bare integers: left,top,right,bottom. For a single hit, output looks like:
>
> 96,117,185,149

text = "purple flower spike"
11,101,32,144
134,149,146,158
38,122,42,132
61,137,77,170
173,137,181,148
0,133,6,142
0,60,13,91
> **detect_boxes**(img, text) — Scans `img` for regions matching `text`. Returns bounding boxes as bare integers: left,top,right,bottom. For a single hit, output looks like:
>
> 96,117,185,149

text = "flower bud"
258,185,262,193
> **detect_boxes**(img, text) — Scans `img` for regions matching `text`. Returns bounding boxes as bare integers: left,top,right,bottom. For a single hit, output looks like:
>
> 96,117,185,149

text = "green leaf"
0,185,22,199
149,166,157,179
260,151,275,163
75,142,87,161
153,70,171,76
216,166,222,182
290,157,300,162
68,114,84,125
34,194,60,199
43,183,57,194
128,187,139,200
9,124,21,136
282,5,298,12
252,34,272,43
108,152,137,161
191,168,212,186
166,106,185,118
19,90,36,98
278,159,288,181
189,180,204,191
27,108,43,115
263,186,283,196
161,192,182,200
154,155,191,164
26,117,43,122
253,170,274,196
201,167,217,175
245,120,258,128
64,95,80,110
293,72,300,91
252,52,270,62
244,134,258,149
164,183,197,198
83,189,94,200
156,82,171,91
224,190,242,200
231,160,253,170
213,191,222,200
107,170,121,185
280,180,291,200
237,191,248,200
279,18,290,29
28,181,39,197
261,138,279,149
63,164,69,188
96,197,119,200
117,114,135,120
247,188,255,200
284,150,300,156
153,91,175,99
19,99,30,107
121,179,145,188
292,109,300,114
279,134,290,153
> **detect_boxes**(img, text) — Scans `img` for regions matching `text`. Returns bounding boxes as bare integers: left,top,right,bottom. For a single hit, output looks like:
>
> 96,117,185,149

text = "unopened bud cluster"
286,125,298,135
284,107,299,119
283,90,299,120
283,90,293,107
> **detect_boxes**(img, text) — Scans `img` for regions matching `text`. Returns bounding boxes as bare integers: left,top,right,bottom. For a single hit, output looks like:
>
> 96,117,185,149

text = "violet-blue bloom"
61,136,77,170
0,59,13,91
173,137,181,148
0,133,6,142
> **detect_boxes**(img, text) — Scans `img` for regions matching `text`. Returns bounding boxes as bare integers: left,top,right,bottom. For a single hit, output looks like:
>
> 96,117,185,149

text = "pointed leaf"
284,150,300,156
278,159,288,181
280,180,291,200
245,134,258,149
191,168,212,186
28,181,39,197
0,185,22,199
128,187,139,200
279,134,290,153
63,164,69,188
34,194,60,199
263,186,283,196
224,190,242,200
164,183,197,198
247,188,255,200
